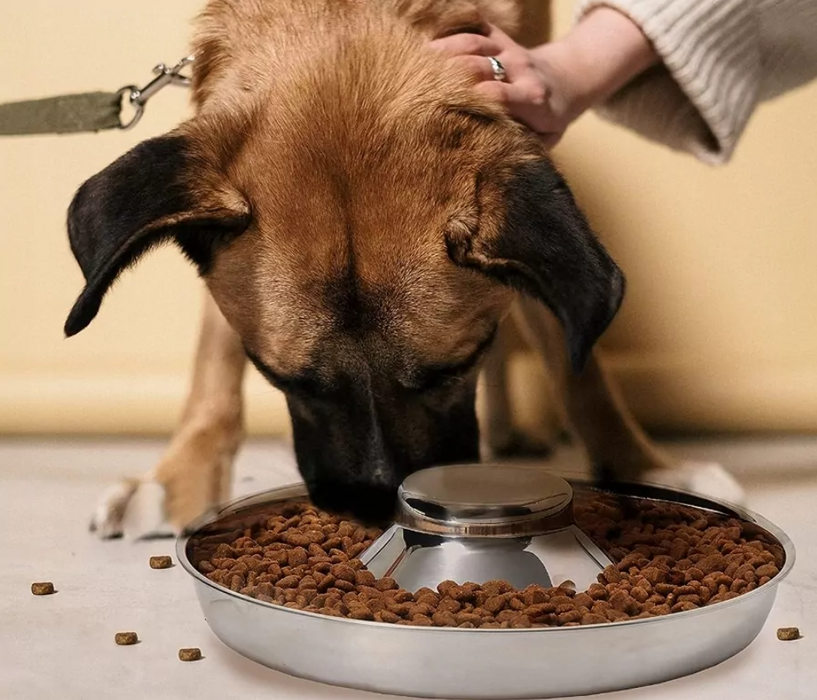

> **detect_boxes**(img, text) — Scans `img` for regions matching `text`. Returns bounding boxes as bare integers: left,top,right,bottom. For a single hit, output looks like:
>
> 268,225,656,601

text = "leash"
0,55,194,136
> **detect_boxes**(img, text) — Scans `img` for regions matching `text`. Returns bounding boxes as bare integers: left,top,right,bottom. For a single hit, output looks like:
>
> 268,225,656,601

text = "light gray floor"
1,436,815,699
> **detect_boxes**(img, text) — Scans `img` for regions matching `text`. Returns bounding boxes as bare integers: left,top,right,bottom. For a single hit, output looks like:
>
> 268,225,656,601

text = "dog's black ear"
446,157,625,373
64,132,250,337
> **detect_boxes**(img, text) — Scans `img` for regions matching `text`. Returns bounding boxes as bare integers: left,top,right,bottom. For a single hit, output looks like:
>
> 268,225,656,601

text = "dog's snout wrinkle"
352,376,397,486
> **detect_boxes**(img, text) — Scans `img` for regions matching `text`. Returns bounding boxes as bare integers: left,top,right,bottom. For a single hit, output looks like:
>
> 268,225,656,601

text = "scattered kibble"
149,556,173,570
777,627,801,641
178,647,202,661
115,632,139,645
31,582,55,596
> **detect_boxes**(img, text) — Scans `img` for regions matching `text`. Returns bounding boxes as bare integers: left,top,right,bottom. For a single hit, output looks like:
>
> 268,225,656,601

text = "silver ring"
488,56,507,82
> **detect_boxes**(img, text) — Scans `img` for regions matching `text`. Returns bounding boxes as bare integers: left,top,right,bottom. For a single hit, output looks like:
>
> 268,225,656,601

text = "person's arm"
528,7,658,119
570,0,762,164
432,1,817,163
572,0,817,164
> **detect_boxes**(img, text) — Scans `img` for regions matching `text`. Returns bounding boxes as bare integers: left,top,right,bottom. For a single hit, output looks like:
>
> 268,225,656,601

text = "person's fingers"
474,80,563,138
483,24,527,52
428,33,501,57
474,79,544,112
508,74,548,107
451,55,508,83
470,79,510,104
432,26,567,145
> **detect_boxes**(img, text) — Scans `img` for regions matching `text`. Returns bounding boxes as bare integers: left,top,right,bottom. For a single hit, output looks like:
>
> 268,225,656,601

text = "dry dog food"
178,647,202,661
777,627,801,641
189,494,784,629
115,632,139,645
149,556,173,569
30,582,55,596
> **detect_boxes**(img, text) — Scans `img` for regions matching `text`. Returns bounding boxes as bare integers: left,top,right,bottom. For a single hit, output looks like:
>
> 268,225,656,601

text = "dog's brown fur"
68,0,724,536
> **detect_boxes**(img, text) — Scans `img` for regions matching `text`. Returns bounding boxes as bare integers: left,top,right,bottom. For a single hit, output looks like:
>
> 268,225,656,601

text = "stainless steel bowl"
177,469,795,699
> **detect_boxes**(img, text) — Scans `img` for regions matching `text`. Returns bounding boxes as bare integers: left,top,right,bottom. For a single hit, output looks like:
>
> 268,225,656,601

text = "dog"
63,0,744,538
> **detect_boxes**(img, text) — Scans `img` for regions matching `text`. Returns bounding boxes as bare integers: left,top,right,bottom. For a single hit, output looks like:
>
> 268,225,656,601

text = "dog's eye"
409,327,497,392
244,348,328,397
413,363,477,392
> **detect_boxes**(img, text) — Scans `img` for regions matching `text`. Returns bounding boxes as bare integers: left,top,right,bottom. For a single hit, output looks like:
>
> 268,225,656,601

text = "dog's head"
64,21,623,521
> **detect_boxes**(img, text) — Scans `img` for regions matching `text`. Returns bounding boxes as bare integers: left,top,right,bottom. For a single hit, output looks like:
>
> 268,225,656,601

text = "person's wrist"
536,6,658,113
527,39,599,124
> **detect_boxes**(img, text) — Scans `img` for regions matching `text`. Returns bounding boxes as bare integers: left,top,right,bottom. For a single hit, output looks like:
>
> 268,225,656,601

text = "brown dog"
66,0,743,537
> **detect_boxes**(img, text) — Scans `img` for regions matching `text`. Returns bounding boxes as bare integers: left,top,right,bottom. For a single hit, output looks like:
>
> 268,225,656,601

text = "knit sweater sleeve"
572,0,817,164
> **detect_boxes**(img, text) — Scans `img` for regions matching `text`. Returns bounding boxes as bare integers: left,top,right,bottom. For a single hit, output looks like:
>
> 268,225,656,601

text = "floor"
1,435,815,700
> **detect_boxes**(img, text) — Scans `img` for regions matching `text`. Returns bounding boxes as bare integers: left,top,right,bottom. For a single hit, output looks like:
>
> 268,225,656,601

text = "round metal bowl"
177,477,795,699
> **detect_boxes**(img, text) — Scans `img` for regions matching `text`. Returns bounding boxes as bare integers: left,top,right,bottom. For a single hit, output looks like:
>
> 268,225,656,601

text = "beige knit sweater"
573,0,817,164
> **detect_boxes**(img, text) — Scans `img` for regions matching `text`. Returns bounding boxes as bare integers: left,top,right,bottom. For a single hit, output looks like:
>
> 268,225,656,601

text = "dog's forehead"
258,236,502,367
214,118,504,354
208,208,506,378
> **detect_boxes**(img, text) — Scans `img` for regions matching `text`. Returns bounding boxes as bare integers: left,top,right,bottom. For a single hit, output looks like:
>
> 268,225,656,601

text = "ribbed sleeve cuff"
573,0,762,164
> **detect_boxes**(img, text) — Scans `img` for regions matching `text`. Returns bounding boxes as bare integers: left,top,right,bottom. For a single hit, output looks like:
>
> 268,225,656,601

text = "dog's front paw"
90,478,175,540
636,461,746,507
90,423,237,540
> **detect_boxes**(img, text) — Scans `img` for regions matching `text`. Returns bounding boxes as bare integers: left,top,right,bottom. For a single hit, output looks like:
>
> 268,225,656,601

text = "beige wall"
1,1,816,436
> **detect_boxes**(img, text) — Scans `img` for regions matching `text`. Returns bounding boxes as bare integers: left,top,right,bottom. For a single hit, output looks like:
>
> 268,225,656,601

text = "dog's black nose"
307,478,399,526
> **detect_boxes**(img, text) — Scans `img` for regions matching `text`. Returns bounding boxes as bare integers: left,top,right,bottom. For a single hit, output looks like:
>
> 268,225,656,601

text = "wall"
1,0,816,436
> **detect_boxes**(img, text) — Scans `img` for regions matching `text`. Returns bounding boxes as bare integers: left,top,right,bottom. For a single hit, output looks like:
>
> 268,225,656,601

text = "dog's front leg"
478,320,562,458
478,322,519,457
91,292,247,539
511,297,745,504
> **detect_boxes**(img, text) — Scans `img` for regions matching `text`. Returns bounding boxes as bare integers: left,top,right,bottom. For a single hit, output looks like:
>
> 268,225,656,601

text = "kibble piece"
348,605,375,621
755,564,779,579
432,610,458,627
149,556,173,570
411,614,433,626
31,582,55,596
375,610,400,623
374,577,398,592
115,632,139,646
777,627,801,641
179,647,203,661
581,613,608,625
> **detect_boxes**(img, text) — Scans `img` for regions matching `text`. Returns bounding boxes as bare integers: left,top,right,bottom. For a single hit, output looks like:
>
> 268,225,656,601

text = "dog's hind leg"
90,291,247,539
511,296,745,505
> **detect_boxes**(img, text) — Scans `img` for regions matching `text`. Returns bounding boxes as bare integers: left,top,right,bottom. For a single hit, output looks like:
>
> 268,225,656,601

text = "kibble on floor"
30,582,55,596
178,648,202,661
777,627,801,641
115,632,139,646
149,556,173,570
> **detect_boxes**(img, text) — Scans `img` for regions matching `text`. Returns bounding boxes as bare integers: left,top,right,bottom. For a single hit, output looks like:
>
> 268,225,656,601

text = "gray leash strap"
0,92,122,135
0,55,193,137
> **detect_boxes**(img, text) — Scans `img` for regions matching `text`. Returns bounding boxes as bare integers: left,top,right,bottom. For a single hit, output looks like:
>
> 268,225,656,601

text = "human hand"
429,8,658,149
429,25,587,148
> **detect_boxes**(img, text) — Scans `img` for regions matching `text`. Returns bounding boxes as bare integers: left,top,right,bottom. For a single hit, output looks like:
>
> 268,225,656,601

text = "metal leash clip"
117,55,194,130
